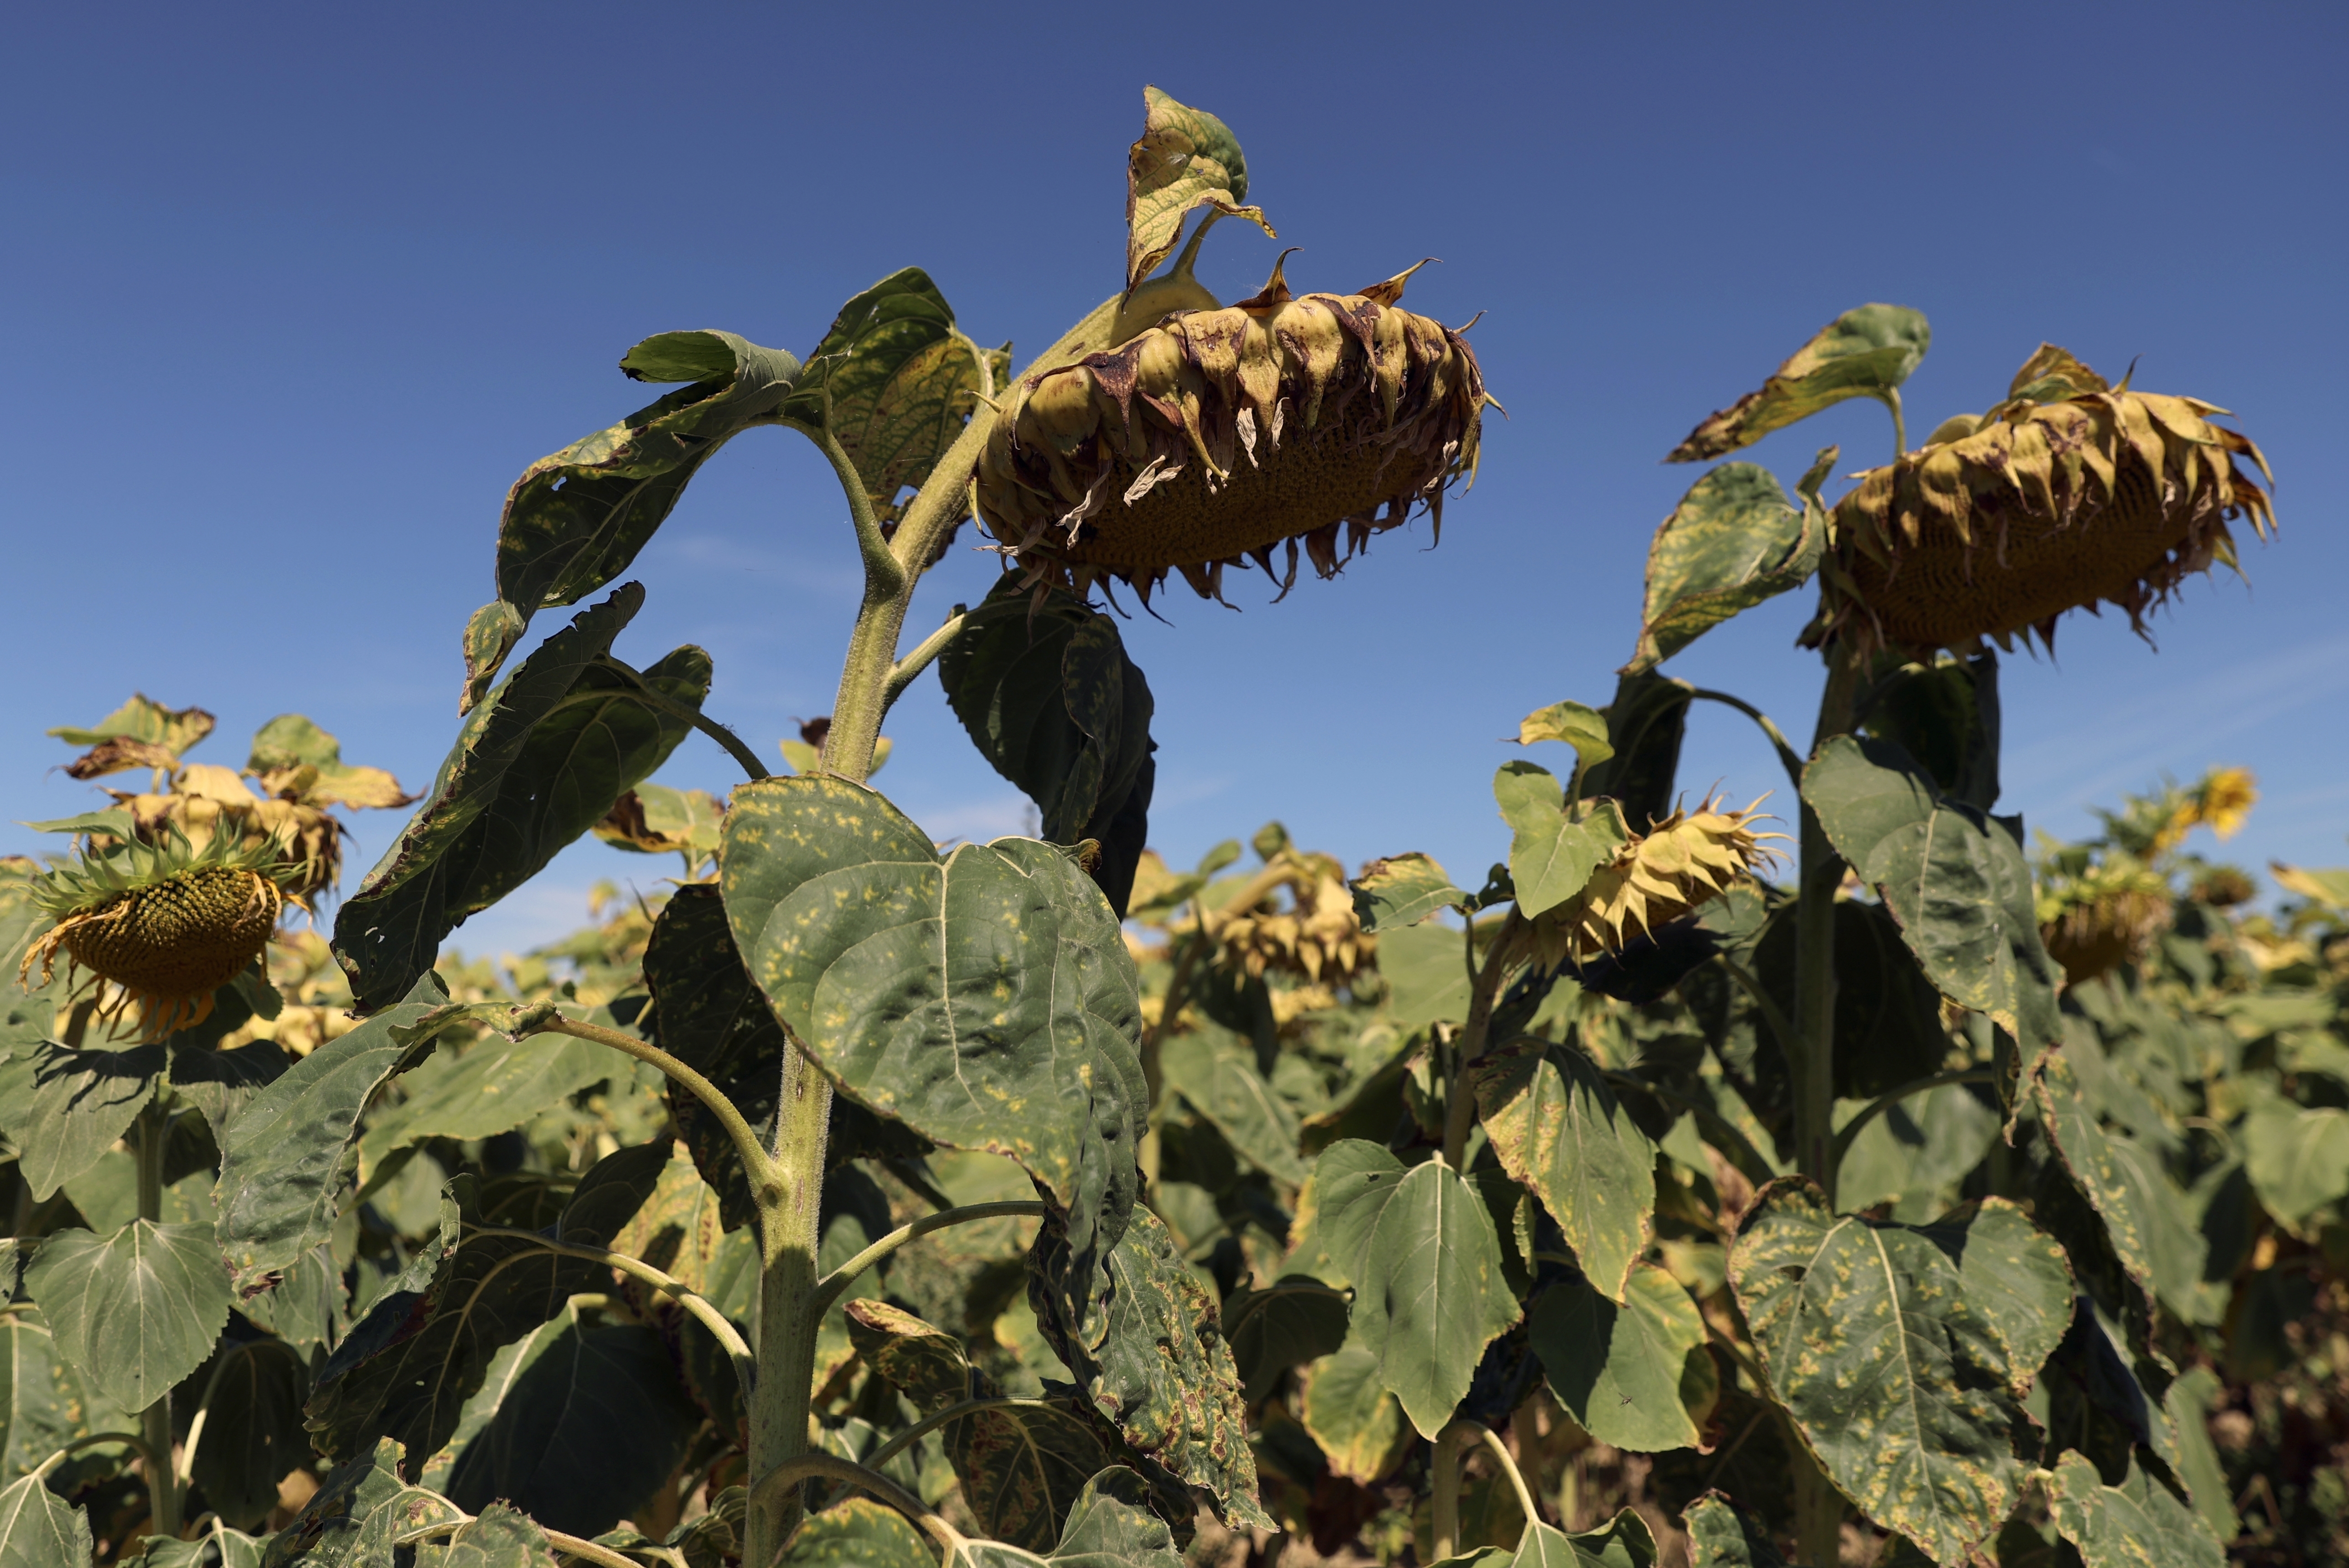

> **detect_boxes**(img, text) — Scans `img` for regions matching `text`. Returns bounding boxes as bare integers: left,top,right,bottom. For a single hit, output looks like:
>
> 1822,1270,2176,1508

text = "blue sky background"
4,2,2343,962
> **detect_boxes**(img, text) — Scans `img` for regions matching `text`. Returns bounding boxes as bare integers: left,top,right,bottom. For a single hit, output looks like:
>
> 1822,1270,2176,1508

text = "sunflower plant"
2,87,2342,1568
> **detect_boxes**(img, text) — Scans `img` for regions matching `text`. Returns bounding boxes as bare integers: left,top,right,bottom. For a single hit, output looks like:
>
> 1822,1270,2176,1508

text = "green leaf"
187,1338,312,1530
0,1042,164,1201
1027,1207,1268,1530
213,973,469,1295
1622,459,1827,676
1034,1466,1184,1568
1726,1182,2072,1566
234,1243,345,1350
2240,1093,2349,1231
1351,853,1466,932
1341,1156,1520,1438
1493,766,1629,919
1804,735,2062,1053
1528,1263,1710,1452
25,1220,234,1413
1682,1494,1786,1568
167,1042,291,1145
1298,1341,1407,1483
473,330,799,704
1158,1031,1305,1184
444,1323,702,1538
245,715,414,810
1222,1279,1350,1403
141,1526,265,1568
2031,1051,2207,1312
1470,1040,1655,1304
1859,653,2001,813
939,579,1156,918
777,1500,932,1568
1665,304,1930,463
1508,1512,1658,1568
1124,88,1274,296
2045,1451,2224,1568
722,775,1147,1274
0,1315,84,1484
357,1030,611,1184
1513,702,1615,790
57,1152,208,1237
0,1470,93,1568
258,1438,464,1568
779,268,999,523
337,585,711,1011
415,1504,559,1568
2163,1367,2238,1543
1834,1083,2001,1216
47,693,216,756
1378,921,1473,1032
1578,675,1693,830
417,1314,573,1494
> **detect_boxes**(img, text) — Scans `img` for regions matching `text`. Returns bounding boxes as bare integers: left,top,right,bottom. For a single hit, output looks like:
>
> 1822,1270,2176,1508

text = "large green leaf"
779,268,1002,523
1378,920,1474,1032
1157,1030,1305,1184
0,1470,93,1568
2045,1451,2223,1568
1027,1207,1268,1530
258,1438,464,1568
1682,1494,1786,1568
1860,653,2001,813
957,1465,1185,1568
213,973,471,1295
417,1312,573,1494
777,1499,933,1568
1578,674,1694,831
1311,1144,1520,1438
1299,1341,1407,1483
188,1337,312,1530
1222,1279,1349,1402
1727,1183,2072,1566
0,1042,164,1201
469,330,800,704
1470,1040,1655,1304
1528,1263,1711,1452
1665,304,1930,463
722,775,1148,1278
1351,853,1468,932
142,1526,265,1568
2031,1051,2206,1313
356,1030,611,1183
1492,765,1629,919
415,1504,559,1568
25,1220,234,1413
1834,1082,2001,1216
0,1315,84,1484
1123,87,1273,296
1507,1512,1658,1568
338,585,711,1011
939,579,1157,917
2240,1093,2349,1231
1622,458,1828,675
444,1322,701,1538
642,884,788,1231
167,1042,292,1144
1804,735,2062,1053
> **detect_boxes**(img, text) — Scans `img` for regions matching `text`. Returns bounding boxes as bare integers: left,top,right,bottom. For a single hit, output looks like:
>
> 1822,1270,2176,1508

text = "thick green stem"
1791,651,1861,1203
1431,1424,1466,1561
135,1105,180,1540
745,1045,833,1568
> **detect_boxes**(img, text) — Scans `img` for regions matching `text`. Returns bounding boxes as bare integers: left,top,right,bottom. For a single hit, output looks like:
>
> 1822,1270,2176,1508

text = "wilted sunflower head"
1209,847,1374,985
109,763,344,904
20,815,303,1041
975,255,1489,607
1813,346,2274,659
2036,853,2173,987
1531,795,1783,965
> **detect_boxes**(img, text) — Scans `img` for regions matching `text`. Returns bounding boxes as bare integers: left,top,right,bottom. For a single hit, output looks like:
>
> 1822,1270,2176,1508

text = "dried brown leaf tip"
973,257,1490,608
1814,345,2275,658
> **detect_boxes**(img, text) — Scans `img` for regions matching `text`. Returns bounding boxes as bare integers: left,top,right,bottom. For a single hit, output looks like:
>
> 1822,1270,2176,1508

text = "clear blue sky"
4,2,2343,959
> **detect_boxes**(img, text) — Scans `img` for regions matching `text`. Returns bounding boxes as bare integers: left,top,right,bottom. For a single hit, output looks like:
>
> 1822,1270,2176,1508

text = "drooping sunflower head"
20,814,305,1040
1535,795,1784,964
974,256,1489,607
109,764,344,904
2036,853,2173,988
1814,346,2274,659
1210,847,1374,986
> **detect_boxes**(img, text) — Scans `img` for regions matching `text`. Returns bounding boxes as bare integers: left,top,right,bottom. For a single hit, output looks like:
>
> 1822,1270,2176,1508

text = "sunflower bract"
975,259,1488,604
1532,795,1781,965
1816,346,2274,657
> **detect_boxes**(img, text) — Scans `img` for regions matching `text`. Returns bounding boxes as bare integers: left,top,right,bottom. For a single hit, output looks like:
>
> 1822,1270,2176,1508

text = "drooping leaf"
471,330,800,704
0,1042,165,1201
0,1470,93,1568
723,775,1147,1286
593,783,724,862
1352,853,1467,932
1665,304,1930,463
418,1313,574,1494
141,1526,265,1568
2044,1451,2223,1568
605,1151,728,1303
1726,1182,2072,1566
1470,1040,1655,1304
1860,653,2001,813
444,1323,701,1538
776,1499,933,1568
1804,735,2062,1054
414,1504,559,1568
1222,1279,1350,1402
2039,1298,2178,1492
337,585,711,1010
234,1243,346,1350
48,694,216,757
778,268,1000,523
1124,87,1275,296
1578,673,1694,831
1027,1207,1269,1530
1682,1493,1786,1568
939,579,1157,917
257,1438,464,1568
24,1220,234,1413
641,883,786,1230
1299,1341,1408,1484
1493,765,1630,919
1528,1263,1711,1452
1622,457,1829,676
0,1315,83,1485
246,715,415,810
356,1031,610,1183
1158,1031,1305,1184
187,1337,312,1530
1513,703,1614,796
2031,1051,2206,1314
213,973,469,1295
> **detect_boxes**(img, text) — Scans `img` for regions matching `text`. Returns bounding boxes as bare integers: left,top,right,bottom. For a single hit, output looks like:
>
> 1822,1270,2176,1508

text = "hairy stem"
135,1105,179,1540
746,1046,833,1568
750,1452,966,1556
594,657,769,782
881,612,967,717
1461,1420,1539,1527
1791,650,1860,1202
1431,1424,1466,1561
1879,387,1908,460
810,1202,1048,1316
522,1015,777,1202
1827,1069,2000,1166
545,1531,650,1568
